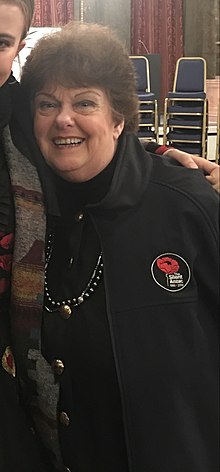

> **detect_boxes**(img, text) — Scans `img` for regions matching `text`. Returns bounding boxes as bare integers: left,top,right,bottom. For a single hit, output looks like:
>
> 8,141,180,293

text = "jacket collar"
88,133,153,214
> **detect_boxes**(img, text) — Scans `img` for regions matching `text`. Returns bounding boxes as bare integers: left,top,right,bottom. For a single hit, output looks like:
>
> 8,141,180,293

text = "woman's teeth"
54,137,83,145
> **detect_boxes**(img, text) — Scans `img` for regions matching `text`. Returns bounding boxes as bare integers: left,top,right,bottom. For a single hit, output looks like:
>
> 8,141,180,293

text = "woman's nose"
55,105,76,127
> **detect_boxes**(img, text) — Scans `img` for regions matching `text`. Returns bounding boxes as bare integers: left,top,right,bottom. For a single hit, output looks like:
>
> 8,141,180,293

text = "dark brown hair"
0,0,35,39
21,21,139,132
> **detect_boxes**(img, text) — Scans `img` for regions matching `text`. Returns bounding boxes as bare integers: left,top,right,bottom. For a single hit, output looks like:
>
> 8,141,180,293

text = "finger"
205,175,220,193
164,149,198,168
180,158,198,169
206,175,215,183
191,157,219,173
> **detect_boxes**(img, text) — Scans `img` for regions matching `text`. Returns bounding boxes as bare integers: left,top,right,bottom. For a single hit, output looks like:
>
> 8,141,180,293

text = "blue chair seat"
138,129,156,138
139,118,155,125
168,132,202,142
172,143,203,153
168,91,206,99
138,92,155,101
167,105,204,114
171,143,203,155
139,104,156,112
168,118,203,127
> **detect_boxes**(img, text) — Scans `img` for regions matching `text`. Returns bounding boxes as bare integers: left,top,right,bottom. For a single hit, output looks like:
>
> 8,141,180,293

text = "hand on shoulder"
164,148,220,193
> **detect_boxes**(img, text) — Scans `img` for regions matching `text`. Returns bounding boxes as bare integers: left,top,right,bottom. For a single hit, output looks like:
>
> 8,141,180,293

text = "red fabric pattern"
32,0,74,26
131,0,183,107
0,233,13,250
0,232,13,295
0,254,12,271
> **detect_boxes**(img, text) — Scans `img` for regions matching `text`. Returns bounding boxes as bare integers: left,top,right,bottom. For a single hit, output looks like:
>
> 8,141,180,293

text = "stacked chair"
130,55,158,141
216,103,220,164
163,57,208,157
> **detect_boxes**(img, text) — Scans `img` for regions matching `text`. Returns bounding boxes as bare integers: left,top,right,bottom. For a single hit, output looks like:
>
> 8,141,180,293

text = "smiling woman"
21,22,137,183
33,86,124,182
18,21,219,472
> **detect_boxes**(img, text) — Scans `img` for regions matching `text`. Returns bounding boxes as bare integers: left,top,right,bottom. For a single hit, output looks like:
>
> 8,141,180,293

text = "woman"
7,22,218,472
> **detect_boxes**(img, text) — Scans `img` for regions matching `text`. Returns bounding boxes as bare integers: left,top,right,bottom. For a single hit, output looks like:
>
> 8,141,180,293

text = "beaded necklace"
44,233,103,317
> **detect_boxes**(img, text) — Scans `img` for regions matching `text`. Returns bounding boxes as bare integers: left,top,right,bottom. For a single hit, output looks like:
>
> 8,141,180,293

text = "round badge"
151,253,191,292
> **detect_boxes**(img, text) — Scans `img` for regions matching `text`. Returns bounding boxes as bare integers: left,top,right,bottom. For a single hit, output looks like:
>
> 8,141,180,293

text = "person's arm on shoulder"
144,141,199,168
143,141,220,193
163,148,220,193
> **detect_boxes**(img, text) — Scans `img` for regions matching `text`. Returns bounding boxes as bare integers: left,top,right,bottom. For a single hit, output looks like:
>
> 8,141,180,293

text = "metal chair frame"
130,55,158,141
163,57,208,157
215,103,220,163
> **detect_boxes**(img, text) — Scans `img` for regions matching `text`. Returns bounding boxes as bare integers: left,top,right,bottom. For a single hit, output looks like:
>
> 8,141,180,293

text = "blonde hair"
21,21,139,132
0,0,35,39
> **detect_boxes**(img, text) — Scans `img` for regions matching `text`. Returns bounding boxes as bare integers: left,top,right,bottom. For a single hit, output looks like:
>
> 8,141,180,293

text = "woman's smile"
34,85,124,182
52,136,85,147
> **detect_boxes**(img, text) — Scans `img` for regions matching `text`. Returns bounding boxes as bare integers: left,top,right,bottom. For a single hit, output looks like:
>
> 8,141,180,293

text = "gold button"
59,411,70,427
59,304,72,319
51,359,65,375
74,211,84,222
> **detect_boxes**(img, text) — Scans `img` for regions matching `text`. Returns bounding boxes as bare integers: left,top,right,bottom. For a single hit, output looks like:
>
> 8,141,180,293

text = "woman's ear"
17,39,26,55
113,120,125,140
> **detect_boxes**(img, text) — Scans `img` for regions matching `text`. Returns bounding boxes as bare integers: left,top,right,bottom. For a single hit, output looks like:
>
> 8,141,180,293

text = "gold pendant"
59,304,72,319
2,346,16,377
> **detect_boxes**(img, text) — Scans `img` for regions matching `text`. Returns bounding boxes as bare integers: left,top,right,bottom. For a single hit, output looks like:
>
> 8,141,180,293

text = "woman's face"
0,2,25,86
33,85,124,182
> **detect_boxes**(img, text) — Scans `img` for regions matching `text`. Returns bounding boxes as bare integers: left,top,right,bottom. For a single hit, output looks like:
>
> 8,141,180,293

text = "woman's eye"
79,100,95,107
35,101,58,114
0,40,10,49
39,101,57,109
74,100,97,113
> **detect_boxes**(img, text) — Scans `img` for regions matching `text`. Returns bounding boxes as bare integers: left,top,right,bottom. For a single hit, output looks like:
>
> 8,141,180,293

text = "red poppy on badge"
151,253,191,292
156,256,179,274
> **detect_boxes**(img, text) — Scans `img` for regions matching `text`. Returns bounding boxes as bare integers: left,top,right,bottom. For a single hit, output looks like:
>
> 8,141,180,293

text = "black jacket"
86,134,219,472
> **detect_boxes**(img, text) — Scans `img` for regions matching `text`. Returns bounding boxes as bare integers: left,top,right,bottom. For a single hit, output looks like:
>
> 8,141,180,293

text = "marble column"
184,0,219,123
74,0,131,49
184,0,219,79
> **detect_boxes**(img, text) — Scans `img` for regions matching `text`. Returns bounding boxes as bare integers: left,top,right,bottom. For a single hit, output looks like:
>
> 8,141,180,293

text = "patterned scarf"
3,126,63,470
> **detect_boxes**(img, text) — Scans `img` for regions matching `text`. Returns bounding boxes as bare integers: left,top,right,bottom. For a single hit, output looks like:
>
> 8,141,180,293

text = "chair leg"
163,98,168,145
215,104,220,163
201,99,208,158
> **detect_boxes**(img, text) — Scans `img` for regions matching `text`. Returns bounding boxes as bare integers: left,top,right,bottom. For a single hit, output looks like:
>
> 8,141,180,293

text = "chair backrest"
173,57,206,93
130,55,151,92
